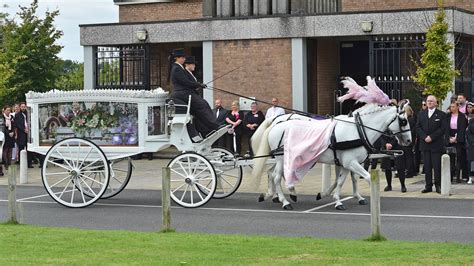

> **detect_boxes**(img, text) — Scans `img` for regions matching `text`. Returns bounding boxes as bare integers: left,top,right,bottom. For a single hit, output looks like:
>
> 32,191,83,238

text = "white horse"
251,103,412,210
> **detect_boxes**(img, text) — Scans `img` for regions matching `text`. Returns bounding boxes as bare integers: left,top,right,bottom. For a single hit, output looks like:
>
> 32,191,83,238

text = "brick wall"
342,0,474,12
212,39,293,113
316,39,340,115
119,0,202,23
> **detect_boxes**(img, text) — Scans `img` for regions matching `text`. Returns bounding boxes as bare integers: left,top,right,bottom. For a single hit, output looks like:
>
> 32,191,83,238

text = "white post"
83,46,95,90
441,154,451,196
19,150,28,184
321,164,332,192
202,41,214,105
370,168,383,240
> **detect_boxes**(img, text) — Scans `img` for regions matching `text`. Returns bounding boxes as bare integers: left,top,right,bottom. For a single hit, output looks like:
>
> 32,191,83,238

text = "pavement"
1,156,473,200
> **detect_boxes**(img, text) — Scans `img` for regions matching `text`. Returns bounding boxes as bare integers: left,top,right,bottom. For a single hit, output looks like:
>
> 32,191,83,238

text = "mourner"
416,95,447,193
2,106,16,174
244,102,265,155
446,101,468,183
212,98,228,147
265,97,285,119
225,101,244,155
457,94,467,114
170,49,217,142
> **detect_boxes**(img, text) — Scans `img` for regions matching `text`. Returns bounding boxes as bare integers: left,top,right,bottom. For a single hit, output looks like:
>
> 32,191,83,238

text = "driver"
169,49,218,142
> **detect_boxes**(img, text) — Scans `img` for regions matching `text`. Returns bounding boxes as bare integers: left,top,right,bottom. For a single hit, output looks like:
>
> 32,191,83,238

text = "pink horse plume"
338,76,391,106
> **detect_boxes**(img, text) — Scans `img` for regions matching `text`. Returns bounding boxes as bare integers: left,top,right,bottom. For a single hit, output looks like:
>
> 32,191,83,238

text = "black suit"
212,107,228,148
14,111,33,166
416,108,447,190
170,63,217,137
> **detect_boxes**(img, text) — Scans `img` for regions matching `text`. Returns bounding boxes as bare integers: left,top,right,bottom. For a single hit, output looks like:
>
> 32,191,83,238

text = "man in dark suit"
416,95,447,193
16,103,33,168
212,98,228,147
170,50,217,142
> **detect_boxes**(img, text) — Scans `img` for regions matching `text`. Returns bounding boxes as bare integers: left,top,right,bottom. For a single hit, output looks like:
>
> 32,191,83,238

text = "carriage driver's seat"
167,98,202,142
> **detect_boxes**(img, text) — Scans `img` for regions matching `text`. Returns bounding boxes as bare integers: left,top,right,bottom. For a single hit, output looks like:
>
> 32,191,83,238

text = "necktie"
216,109,219,119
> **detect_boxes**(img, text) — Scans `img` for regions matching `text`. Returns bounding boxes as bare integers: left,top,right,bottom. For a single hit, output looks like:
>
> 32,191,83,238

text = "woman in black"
2,106,16,175
244,102,265,156
225,101,244,155
446,101,468,183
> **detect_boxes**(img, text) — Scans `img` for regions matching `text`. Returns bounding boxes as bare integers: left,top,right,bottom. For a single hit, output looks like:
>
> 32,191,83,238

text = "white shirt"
174,62,184,69
265,106,285,119
428,108,435,118
186,69,197,81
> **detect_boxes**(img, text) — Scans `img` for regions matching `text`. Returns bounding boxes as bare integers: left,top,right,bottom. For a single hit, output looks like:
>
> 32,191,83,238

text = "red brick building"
80,0,474,113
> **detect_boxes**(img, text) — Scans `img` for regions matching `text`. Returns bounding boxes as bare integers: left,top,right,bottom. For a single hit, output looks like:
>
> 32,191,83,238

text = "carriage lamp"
167,100,176,121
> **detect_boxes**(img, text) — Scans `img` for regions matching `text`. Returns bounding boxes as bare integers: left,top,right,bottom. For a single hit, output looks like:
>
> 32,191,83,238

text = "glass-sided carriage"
26,89,242,208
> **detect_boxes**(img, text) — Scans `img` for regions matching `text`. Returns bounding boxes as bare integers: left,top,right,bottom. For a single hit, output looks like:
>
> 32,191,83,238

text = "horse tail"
251,120,274,187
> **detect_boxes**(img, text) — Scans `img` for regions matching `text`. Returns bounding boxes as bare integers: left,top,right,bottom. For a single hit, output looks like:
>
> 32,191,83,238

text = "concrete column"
253,0,271,15
217,0,233,17
234,0,252,16
273,0,289,14
291,38,308,112
203,41,214,105
83,46,95,90
441,32,455,111
19,150,28,184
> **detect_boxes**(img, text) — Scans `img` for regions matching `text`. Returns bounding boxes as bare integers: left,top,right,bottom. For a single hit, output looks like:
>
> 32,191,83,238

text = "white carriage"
26,89,243,208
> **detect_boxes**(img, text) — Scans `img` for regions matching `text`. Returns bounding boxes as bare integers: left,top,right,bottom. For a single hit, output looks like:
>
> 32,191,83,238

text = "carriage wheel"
205,147,243,199
41,138,110,208
167,152,216,208
79,157,133,199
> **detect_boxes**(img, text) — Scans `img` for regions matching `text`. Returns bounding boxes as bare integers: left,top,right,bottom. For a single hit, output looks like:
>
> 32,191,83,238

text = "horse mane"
352,103,394,116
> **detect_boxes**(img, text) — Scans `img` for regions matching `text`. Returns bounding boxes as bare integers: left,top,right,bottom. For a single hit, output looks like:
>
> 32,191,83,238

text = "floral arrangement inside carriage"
39,101,139,146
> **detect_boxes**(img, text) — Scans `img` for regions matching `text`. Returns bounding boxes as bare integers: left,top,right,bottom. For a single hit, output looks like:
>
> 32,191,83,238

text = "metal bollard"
321,164,332,193
162,167,171,231
20,150,28,184
441,154,451,196
370,168,383,240
8,165,18,223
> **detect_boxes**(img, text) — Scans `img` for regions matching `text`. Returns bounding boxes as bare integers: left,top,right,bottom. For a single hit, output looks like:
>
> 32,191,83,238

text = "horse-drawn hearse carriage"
26,77,412,210
26,88,245,208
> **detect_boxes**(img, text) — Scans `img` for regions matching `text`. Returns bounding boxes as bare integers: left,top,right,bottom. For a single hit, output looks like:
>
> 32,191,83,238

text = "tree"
412,0,459,103
0,0,63,104
55,60,84,90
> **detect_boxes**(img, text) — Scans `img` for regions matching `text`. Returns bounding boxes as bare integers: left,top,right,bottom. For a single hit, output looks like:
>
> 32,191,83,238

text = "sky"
2,0,118,62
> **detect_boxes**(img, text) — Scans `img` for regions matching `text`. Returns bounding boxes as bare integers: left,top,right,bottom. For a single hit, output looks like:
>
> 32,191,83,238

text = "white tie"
216,109,219,119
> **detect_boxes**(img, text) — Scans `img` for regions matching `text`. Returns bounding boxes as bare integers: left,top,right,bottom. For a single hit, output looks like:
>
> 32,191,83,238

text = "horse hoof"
316,193,322,201
272,197,280,203
358,199,368,205
258,194,265,202
335,204,346,210
283,204,293,210
290,195,297,202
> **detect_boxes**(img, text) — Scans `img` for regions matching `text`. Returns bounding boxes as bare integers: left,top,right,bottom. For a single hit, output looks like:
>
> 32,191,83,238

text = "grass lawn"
0,224,472,265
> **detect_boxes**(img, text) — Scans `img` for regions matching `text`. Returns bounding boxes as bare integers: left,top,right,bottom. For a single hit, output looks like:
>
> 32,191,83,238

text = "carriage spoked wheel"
167,152,216,208
41,138,110,208
79,157,133,199
203,147,243,199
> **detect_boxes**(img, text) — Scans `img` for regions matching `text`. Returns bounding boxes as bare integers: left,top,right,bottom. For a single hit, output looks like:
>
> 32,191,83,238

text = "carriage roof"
26,88,169,105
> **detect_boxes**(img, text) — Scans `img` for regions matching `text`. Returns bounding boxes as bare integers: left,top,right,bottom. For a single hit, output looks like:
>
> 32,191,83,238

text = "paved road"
1,186,473,243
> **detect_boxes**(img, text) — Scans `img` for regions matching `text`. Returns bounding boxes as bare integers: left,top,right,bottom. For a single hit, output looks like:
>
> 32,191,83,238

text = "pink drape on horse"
283,119,336,187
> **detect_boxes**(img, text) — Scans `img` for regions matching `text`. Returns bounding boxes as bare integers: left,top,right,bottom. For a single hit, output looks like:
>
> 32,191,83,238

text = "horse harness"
329,112,409,166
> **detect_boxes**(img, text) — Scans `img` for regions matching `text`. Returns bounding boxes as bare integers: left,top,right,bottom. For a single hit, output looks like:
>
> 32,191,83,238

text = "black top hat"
184,56,198,65
172,48,186,57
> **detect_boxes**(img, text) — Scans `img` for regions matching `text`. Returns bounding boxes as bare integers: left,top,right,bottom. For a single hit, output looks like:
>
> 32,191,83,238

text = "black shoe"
28,165,34,169
0,172,4,176
435,186,441,193
384,186,392,191
401,186,407,193
421,188,432,193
